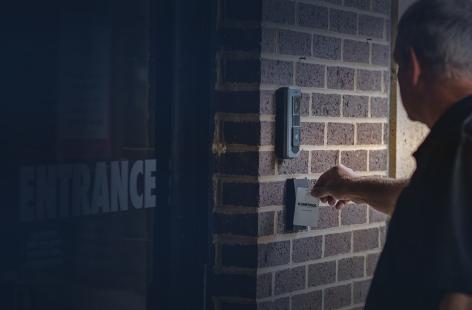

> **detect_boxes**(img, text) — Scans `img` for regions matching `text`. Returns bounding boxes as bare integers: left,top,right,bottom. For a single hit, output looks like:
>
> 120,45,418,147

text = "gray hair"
397,0,472,80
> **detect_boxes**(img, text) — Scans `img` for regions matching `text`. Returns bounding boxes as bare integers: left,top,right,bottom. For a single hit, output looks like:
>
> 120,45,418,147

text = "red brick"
357,123,382,145
343,95,368,117
341,150,367,171
369,149,388,171
371,97,389,118
327,123,354,145
301,123,324,145
312,93,341,117
278,151,309,175
311,150,338,173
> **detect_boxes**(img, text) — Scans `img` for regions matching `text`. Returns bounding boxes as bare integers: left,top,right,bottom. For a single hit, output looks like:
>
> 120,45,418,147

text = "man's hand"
311,165,356,209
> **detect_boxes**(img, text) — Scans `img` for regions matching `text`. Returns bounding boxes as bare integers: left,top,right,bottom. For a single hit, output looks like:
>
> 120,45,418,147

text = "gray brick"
372,0,391,15
357,123,382,145
260,90,275,114
258,241,291,267
263,0,295,24
353,279,371,304
367,252,380,276
359,14,384,39
343,95,368,117
308,261,336,287
275,266,306,295
357,69,382,91
313,93,341,117
278,150,309,175
341,150,367,171
301,93,311,116
279,30,311,56
261,59,293,85
328,123,354,145
383,123,389,144
341,203,367,225
372,43,390,66
311,150,338,174
338,256,365,281
293,236,322,263
276,210,286,233
371,97,389,118
259,211,275,236
296,63,325,87
369,205,388,223
380,225,386,246
302,122,325,145
262,28,277,54
330,9,357,34
324,284,352,310
259,181,286,207
353,228,379,252
224,58,261,83
261,121,275,145
344,0,370,10
313,206,339,230
343,39,370,64
383,70,390,93
313,34,341,60
324,232,351,257
327,66,354,90
259,151,276,176
297,3,329,30
369,149,388,171
259,298,290,310
291,290,322,310
257,273,273,298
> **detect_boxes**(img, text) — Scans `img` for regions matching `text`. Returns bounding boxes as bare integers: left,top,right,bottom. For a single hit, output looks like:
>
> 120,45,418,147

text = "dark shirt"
365,95,472,310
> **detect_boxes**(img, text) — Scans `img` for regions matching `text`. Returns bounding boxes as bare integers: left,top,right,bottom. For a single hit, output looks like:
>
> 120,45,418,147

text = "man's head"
395,0,472,125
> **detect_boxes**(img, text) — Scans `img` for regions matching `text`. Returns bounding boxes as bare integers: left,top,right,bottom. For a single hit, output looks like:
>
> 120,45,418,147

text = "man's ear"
408,48,422,86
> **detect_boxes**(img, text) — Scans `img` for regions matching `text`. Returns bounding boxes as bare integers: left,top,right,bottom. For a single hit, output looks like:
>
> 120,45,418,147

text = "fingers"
334,200,347,210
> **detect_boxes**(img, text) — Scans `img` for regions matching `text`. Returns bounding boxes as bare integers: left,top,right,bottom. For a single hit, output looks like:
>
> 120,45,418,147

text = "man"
311,0,472,309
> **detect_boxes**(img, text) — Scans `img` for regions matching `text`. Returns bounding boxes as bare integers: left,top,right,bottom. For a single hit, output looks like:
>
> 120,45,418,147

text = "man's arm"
439,293,472,310
311,165,409,216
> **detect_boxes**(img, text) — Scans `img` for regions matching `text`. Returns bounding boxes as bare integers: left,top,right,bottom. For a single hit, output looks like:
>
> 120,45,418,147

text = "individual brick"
312,206,339,230
371,97,389,118
301,122,324,145
292,236,322,263
262,28,277,54
261,121,275,145
311,150,338,174
258,297,290,310
301,93,311,116
221,182,258,207
369,149,388,171
276,210,286,233
372,43,390,66
223,58,261,83
380,225,387,246
259,211,275,236
215,91,261,114
359,14,385,39
367,252,380,276
369,205,388,223
221,244,257,268
278,151,309,175
313,34,341,60
353,228,379,252
278,30,311,56
223,121,260,145
215,213,258,236
330,9,357,35
259,181,286,207
327,123,354,145
327,66,354,90
258,241,291,267
324,284,352,310
261,59,293,85
343,95,368,117
308,261,336,287
383,70,390,94
372,0,391,15
297,3,329,30
357,123,382,145
353,279,372,304
343,39,369,64
296,63,325,88
341,203,367,225
224,0,262,21
344,0,370,10
341,150,367,171
338,256,365,281
291,290,322,310
312,93,341,117
262,0,295,24
274,266,306,295
257,273,273,298
357,69,382,91
259,151,276,176
383,123,389,145
324,232,351,257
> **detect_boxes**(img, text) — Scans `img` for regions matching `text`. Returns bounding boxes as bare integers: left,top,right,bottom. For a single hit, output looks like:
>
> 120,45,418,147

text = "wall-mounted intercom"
276,87,302,159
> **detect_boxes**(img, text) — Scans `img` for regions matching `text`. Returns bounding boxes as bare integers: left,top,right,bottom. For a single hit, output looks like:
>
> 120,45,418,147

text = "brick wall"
211,0,391,309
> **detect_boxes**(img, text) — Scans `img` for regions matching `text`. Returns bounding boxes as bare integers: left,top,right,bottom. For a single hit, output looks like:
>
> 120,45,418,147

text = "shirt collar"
413,95,472,162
